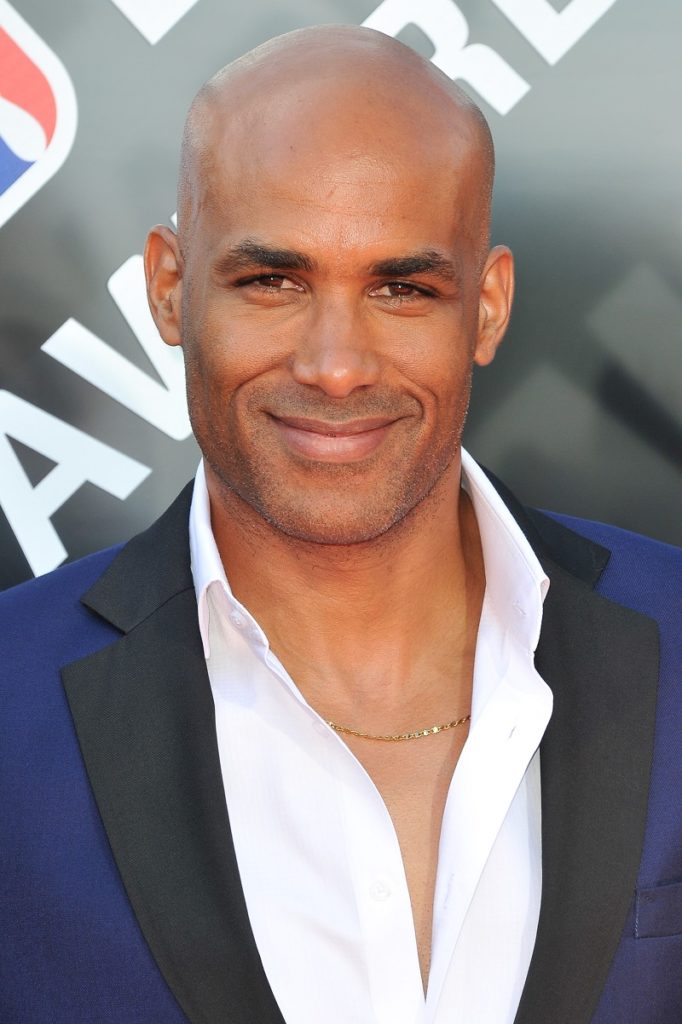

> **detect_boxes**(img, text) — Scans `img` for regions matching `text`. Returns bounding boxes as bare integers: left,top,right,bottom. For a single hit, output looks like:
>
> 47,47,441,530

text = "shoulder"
0,544,122,613
0,545,124,670
541,511,682,624
0,480,196,671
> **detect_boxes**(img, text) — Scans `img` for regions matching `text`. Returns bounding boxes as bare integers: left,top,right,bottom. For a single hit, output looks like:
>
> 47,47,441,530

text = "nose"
290,295,381,398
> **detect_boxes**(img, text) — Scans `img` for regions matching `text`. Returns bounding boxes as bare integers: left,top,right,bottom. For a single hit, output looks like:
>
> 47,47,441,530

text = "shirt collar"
189,450,549,660
460,449,549,655
188,459,257,659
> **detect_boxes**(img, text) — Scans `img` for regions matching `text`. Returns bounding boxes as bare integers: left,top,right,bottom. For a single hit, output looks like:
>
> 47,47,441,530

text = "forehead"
207,168,460,265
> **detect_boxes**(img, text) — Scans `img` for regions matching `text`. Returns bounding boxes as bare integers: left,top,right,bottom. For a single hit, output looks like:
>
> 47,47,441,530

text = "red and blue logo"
0,1,77,229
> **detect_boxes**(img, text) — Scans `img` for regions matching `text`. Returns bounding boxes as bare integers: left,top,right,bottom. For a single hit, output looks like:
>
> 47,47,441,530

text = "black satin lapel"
62,589,285,1024
514,563,659,1024
80,482,196,633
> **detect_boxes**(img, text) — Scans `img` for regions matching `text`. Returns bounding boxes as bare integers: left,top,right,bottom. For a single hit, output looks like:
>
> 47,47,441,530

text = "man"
1,24,681,1024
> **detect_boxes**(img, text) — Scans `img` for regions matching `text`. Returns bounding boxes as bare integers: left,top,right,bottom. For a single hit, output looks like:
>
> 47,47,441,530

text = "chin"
267,518,396,548
250,491,420,547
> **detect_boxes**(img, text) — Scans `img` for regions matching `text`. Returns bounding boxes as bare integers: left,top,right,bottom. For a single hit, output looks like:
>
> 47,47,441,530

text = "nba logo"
0,1,77,230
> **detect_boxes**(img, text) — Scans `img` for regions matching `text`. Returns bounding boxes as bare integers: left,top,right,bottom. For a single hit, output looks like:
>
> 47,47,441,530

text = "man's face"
153,95,509,545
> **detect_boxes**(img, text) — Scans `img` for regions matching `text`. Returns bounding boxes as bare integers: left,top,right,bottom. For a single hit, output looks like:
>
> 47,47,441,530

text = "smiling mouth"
269,414,399,462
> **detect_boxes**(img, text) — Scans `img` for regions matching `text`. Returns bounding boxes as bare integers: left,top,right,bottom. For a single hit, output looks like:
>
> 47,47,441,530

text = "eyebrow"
213,239,316,276
369,251,460,282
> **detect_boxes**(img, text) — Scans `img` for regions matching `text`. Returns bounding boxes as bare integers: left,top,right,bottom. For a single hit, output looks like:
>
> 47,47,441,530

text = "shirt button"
369,880,392,902
229,610,245,629
248,626,261,643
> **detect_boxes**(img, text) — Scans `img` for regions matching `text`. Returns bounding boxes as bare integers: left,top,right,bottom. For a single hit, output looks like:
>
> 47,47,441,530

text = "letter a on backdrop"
0,391,150,576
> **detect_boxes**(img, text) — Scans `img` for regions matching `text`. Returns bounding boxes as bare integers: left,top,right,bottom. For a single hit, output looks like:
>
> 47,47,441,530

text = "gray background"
1,0,680,589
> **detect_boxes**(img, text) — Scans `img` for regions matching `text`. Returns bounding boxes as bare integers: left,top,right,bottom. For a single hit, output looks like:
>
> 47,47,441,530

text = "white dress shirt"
189,449,553,1024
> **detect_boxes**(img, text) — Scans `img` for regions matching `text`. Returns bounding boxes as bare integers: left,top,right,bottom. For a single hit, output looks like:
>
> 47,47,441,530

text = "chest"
344,730,468,985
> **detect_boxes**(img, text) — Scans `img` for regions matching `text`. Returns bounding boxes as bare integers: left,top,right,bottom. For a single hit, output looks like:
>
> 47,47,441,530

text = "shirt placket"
332,745,425,1024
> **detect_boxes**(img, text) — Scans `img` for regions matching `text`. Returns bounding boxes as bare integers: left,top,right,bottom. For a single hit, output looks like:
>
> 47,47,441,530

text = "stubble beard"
188,370,473,549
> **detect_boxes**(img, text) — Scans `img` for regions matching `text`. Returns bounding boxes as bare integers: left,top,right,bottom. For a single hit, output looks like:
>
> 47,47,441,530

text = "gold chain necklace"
326,713,471,742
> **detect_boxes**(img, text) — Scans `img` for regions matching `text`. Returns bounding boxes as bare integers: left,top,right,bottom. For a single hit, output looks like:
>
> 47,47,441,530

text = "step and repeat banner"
1,0,680,588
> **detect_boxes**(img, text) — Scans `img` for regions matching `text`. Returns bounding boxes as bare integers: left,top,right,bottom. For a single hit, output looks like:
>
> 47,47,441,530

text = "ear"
144,225,183,347
473,244,514,367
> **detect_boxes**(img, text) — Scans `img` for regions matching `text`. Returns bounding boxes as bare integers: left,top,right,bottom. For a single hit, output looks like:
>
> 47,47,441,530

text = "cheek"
400,326,475,436
394,316,476,401
186,281,298,383
181,310,265,402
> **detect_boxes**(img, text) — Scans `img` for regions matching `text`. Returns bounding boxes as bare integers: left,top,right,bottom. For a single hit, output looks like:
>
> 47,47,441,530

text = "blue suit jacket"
1,478,681,1024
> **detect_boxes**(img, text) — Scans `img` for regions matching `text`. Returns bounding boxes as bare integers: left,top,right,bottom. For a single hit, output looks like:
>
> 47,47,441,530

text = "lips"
269,413,398,462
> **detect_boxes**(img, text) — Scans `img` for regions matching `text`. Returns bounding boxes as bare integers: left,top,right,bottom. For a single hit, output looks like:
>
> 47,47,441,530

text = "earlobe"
144,225,183,347
474,245,514,367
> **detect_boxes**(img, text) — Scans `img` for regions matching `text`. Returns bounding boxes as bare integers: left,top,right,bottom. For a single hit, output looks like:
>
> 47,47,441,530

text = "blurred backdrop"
1,0,680,588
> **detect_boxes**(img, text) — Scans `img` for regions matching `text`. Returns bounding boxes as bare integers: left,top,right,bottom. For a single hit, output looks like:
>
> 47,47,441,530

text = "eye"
370,281,431,300
240,274,303,291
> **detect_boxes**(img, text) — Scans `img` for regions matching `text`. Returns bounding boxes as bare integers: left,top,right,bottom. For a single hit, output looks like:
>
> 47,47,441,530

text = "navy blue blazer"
1,477,681,1024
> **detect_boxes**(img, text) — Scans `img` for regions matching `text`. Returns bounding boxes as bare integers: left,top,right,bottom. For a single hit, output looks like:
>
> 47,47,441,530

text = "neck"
205,458,484,719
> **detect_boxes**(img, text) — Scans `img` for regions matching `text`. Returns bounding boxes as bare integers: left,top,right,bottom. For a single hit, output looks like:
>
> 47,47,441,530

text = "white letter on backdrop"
491,0,618,65
0,391,150,576
42,256,191,440
106,0,200,45
363,0,530,115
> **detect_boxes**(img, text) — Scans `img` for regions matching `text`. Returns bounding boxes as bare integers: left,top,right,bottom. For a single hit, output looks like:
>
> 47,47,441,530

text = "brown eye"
237,274,303,291
257,275,303,291
372,282,428,298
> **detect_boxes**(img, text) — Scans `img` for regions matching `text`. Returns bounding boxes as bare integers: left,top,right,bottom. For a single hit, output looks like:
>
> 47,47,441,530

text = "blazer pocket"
636,881,682,939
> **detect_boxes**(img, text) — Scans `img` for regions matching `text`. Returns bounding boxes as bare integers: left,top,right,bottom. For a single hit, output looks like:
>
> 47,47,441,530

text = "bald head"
145,25,514,551
177,25,495,264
